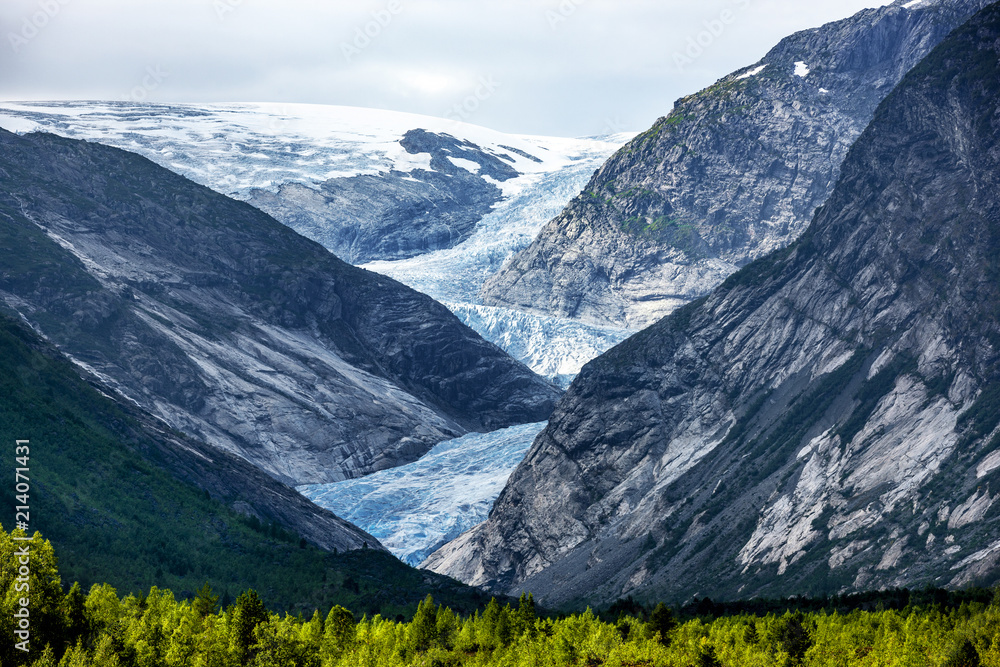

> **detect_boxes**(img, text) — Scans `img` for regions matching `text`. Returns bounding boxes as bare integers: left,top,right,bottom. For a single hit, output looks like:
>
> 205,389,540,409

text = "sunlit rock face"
482,0,992,330
426,2,1000,606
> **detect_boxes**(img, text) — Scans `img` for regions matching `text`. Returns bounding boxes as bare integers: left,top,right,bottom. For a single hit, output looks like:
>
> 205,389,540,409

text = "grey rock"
248,129,520,264
0,130,560,486
425,3,1000,605
0,308,380,553
481,0,992,329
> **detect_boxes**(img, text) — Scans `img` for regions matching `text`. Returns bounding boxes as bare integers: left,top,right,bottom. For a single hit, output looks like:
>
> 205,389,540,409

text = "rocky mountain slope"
0,310,508,615
426,2,1000,606
0,309,380,596
0,128,559,485
0,103,630,385
481,0,993,329
0,102,622,265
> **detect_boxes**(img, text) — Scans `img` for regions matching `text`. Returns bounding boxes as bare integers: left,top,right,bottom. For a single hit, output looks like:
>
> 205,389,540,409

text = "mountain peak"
480,0,993,329
426,0,1000,606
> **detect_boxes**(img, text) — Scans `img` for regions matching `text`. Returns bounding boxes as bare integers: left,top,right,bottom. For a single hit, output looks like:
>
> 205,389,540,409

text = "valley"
2,0,1000,642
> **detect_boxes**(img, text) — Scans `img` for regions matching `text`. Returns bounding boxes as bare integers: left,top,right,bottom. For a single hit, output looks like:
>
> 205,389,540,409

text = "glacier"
362,153,636,387
298,422,547,566
0,101,634,384
0,101,637,562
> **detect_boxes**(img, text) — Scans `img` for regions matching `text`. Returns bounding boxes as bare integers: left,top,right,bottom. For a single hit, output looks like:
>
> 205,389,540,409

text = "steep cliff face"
0,130,559,485
426,2,1000,606
481,0,992,329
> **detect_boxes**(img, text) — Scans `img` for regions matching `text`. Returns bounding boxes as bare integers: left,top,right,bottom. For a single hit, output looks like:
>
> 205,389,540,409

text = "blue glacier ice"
298,422,547,565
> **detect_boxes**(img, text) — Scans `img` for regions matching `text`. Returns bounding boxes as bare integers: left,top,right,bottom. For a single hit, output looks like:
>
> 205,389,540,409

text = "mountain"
0,128,559,485
0,310,501,615
426,1,1000,607
0,102,631,386
248,127,519,264
0,102,622,265
481,0,993,329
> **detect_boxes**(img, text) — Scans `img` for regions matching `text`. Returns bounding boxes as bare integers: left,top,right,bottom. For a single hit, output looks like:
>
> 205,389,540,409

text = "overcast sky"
1,0,894,137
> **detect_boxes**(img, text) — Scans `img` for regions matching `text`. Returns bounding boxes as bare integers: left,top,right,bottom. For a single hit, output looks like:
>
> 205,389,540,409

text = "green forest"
5,525,1000,667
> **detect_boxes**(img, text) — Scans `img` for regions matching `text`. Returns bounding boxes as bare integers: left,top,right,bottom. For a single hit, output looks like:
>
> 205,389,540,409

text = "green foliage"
9,521,1000,666
648,602,677,645
0,312,489,616
193,582,220,619
229,590,270,663
409,594,439,652
773,612,814,666
946,638,983,667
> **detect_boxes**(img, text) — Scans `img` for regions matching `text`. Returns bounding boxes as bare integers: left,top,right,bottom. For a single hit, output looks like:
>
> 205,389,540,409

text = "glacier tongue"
361,158,616,303
362,151,636,385
298,422,547,566
448,304,631,388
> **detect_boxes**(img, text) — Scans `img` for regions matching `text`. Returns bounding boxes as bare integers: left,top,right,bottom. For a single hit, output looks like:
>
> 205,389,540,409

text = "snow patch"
447,156,481,174
736,64,768,80
902,0,924,8
794,61,810,77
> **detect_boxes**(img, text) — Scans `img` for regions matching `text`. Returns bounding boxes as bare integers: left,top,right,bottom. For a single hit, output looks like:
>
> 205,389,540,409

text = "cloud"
1,0,894,136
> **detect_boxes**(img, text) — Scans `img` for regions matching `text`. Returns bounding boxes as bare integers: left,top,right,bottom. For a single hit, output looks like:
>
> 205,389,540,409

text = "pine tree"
776,612,813,666
28,645,57,667
60,582,88,645
193,582,220,618
320,605,355,665
409,594,439,652
648,603,676,646
517,593,537,637
946,639,981,667
228,590,270,664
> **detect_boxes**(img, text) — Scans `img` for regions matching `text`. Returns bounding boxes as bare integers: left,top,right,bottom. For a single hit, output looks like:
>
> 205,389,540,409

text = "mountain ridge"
480,0,993,329
0,128,559,485
425,0,1000,606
